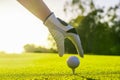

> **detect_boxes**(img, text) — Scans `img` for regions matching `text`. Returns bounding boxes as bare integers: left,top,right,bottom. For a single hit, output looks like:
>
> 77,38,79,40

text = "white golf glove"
44,13,84,57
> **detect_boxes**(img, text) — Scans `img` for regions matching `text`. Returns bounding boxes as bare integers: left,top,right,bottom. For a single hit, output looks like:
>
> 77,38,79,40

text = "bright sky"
0,0,119,53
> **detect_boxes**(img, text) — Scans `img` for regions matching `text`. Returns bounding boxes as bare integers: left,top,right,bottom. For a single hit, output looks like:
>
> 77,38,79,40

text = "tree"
64,0,120,55
24,44,56,53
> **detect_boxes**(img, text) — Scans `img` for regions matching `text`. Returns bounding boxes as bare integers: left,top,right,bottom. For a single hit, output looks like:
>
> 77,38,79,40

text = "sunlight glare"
0,0,50,53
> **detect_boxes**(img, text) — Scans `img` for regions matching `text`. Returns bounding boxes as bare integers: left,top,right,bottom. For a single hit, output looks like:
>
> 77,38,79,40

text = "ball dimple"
67,56,80,69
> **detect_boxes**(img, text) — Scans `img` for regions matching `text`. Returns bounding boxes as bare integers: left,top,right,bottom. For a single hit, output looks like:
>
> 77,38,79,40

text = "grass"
0,53,120,80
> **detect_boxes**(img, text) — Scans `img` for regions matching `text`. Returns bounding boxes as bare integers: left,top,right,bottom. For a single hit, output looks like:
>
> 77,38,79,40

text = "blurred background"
0,0,120,55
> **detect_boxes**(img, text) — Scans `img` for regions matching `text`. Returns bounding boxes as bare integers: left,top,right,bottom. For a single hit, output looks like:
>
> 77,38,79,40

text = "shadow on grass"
27,73,96,80
81,76,96,80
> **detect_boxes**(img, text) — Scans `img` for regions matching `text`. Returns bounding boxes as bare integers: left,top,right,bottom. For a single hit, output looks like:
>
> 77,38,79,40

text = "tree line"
64,0,120,55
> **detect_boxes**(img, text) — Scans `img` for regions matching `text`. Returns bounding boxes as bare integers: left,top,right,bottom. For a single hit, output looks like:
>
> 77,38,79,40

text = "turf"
0,53,120,80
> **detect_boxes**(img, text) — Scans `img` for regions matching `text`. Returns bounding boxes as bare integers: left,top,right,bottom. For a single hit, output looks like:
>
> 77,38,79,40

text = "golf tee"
72,68,75,74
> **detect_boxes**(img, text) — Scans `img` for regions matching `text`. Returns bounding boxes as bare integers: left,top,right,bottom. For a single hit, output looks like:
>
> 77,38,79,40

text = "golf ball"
67,56,80,69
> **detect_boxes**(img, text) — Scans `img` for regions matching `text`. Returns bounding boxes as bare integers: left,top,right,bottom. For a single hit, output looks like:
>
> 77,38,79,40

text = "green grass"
0,53,120,80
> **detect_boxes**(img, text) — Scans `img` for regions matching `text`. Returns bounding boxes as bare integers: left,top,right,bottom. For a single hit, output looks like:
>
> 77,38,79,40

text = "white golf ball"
67,56,80,69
